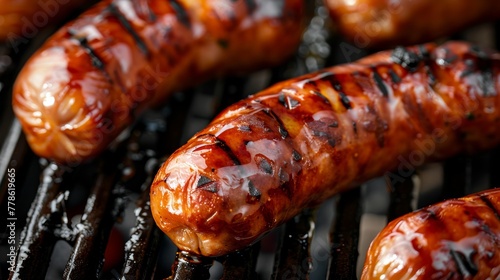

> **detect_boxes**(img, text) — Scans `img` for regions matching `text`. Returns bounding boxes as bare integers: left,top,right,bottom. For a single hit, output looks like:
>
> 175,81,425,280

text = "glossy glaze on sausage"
150,41,500,256
12,0,305,164
325,0,500,49
0,0,90,41
362,188,500,279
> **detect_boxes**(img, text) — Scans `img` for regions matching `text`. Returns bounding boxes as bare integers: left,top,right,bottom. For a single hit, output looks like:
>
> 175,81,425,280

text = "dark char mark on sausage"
479,195,500,221
467,45,495,97
248,181,261,199
325,75,352,110
391,46,421,71
424,207,479,277
197,175,218,193
169,0,191,28
258,158,273,175
107,3,150,56
278,92,300,109
213,134,269,200
213,135,241,166
312,90,330,104
243,0,257,12
460,45,496,96
449,249,478,277
262,108,289,139
388,68,401,84
372,68,389,97
69,31,106,72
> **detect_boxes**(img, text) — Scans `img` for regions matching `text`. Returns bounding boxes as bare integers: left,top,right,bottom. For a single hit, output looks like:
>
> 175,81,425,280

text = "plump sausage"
12,0,305,165
362,188,500,280
0,0,90,41
325,0,500,49
150,41,500,257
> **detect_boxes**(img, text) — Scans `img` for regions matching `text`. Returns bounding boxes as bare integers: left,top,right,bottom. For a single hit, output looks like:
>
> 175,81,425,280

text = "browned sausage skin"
12,0,305,165
150,41,500,257
362,188,500,279
0,0,90,41
325,0,500,49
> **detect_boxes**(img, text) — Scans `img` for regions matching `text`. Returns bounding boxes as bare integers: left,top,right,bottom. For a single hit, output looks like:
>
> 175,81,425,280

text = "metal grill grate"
1,2,500,280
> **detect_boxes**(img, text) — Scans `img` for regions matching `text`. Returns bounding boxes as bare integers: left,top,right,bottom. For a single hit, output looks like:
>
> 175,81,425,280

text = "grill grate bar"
271,209,315,280
489,147,500,187
442,155,470,200
169,251,213,280
63,154,126,279
10,163,66,280
386,171,415,222
120,171,162,279
220,244,260,279
327,187,362,280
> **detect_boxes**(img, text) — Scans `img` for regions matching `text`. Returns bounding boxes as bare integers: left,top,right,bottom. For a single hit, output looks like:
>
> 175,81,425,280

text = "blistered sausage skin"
12,0,305,164
150,41,500,256
325,0,500,49
0,0,90,41
362,188,500,279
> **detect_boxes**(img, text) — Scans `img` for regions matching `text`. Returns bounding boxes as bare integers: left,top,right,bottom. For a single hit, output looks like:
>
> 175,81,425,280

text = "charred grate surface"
1,3,500,280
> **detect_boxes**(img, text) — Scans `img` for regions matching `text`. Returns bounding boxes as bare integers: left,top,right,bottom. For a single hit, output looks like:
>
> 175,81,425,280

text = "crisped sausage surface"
150,41,500,256
0,0,90,41
362,188,500,279
12,0,304,164
325,0,500,49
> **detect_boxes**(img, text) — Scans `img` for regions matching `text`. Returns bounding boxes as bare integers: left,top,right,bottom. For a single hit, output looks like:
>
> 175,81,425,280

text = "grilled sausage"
325,0,500,49
150,41,500,256
0,0,90,41
361,188,500,279
12,0,305,164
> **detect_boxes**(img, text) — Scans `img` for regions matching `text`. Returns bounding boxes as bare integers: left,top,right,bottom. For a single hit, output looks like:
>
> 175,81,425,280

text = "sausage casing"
325,0,500,49
150,41,500,256
0,0,90,41
12,0,305,164
362,188,500,280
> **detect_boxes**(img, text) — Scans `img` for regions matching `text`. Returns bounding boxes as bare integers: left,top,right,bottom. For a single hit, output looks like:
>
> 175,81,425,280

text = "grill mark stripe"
479,195,500,221
391,46,421,71
278,92,299,109
292,150,302,161
471,45,496,97
197,175,213,187
441,46,458,65
259,158,273,174
169,0,191,28
144,1,157,21
213,136,241,166
417,44,430,59
107,3,150,56
388,69,401,84
425,207,479,277
263,108,289,139
460,59,475,78
313,90,330,104
197,176,218,193
69,31,106,72
202,134,264,198
330,78,352,109
372,70,389,97
424,209,438,221
425,65,436,86
248,181,261,198
449,249,478,276
244,0,257,12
